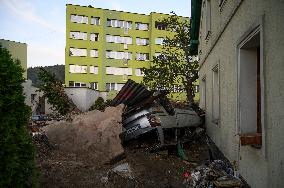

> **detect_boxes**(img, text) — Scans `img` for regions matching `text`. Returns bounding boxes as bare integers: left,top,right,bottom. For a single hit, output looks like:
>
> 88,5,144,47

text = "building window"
212,65,219,124
135,69,144,76
106,83,116,91
106,83,125,91
69,81,74,87
106,67,132,76
90,33,99,41
90,82,98,90
70,14,88,24
69,64,87,73
172,84,183,93
219,0,228,11
200,77,206,110
155,53,161,57
107,19,132,29
155,38,164,45
135,22,149,30
136,53,149,61
90,49,98,58
117,83,125,91
70,31,87,40
31,94,37,103
69,48,87,57
238,27,262,146
91,17,100,25
70,81,87,87
106,51,132,60
155,21,167,30
136,38,149,46
89,66,98,74
205,0,211,40
106,35,132,44
195,85,200,93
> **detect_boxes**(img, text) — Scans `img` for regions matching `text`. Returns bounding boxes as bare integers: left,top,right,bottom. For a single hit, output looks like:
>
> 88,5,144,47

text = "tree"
142,12,199,106
0,45,38,187
38,68,79,116
27,65,65,87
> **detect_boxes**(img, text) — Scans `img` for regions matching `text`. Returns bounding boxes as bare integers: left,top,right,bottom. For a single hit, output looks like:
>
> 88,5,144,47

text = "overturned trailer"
111,80,203,145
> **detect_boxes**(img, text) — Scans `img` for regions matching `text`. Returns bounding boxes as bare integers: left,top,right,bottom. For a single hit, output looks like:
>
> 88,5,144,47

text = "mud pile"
42,104,125,164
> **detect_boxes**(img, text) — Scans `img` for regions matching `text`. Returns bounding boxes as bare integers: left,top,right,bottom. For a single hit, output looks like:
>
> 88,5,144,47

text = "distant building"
0,39,27,79
65,4,192,100
190,0,284,187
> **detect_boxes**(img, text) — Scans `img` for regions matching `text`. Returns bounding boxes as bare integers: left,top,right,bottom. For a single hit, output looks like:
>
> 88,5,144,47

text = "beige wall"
198,0,284,187
0,39,27,79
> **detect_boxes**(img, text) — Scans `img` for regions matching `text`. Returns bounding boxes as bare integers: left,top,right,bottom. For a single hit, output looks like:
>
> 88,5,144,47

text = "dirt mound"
42,104,125,164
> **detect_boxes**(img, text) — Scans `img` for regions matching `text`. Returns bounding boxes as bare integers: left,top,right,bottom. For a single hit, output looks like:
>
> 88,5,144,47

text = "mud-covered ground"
35,134,210,188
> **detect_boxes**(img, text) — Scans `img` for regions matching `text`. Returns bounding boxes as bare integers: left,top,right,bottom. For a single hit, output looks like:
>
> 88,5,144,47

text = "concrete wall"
0,39,27,79
22,80,55,115
64,87,101,112
198,0,284,187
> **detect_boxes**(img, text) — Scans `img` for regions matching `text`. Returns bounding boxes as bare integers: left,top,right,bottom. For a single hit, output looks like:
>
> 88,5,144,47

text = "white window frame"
212,64,220,125
69,48,87,57
89,66,98,74
205,0,211,40
91,17,100,25
90,49,99,58
200,76,206,110
69,31,87,40
70,14,88,24
90,33,99,42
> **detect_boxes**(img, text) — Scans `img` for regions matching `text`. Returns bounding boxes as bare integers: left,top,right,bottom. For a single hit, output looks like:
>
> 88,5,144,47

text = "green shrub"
0,45,38,187
89,97,110,111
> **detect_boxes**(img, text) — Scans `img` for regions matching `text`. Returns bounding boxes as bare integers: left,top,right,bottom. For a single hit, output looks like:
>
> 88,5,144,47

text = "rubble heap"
42,104,125,164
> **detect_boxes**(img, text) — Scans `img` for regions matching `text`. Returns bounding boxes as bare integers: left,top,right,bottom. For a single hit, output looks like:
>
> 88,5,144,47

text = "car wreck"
111,80,204,146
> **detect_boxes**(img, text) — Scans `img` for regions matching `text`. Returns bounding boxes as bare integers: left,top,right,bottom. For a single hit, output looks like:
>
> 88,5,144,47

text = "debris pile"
42,104,125,164
186,160,242,188
111,79,203,146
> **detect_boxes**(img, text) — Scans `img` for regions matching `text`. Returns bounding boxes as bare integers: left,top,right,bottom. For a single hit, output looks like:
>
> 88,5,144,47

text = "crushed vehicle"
111,80,204,146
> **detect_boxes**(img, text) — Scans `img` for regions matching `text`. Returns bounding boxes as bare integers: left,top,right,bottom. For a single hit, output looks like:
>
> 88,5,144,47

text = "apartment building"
0,39,27,79
190,0,284,187
65,4,191,100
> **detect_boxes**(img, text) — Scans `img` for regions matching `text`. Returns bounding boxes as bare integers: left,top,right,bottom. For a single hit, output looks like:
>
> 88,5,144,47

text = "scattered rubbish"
177,142,188,160
100,176,108,184
187,160,242,188
112,163,134,179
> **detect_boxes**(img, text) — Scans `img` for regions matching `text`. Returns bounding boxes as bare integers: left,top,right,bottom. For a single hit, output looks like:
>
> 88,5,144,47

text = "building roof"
189,0,202,55
66,4,189,19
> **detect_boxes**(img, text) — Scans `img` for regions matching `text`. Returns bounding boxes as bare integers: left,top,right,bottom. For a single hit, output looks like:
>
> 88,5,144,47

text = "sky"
0,0,191,67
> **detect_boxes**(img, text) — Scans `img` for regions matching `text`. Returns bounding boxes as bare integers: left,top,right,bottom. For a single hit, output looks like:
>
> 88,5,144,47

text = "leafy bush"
89,97,111,111
0,45,38,187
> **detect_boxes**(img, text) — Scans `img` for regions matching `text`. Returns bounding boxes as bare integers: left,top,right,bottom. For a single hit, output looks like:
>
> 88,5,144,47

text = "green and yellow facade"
0,39,27,79
66,4,193,100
